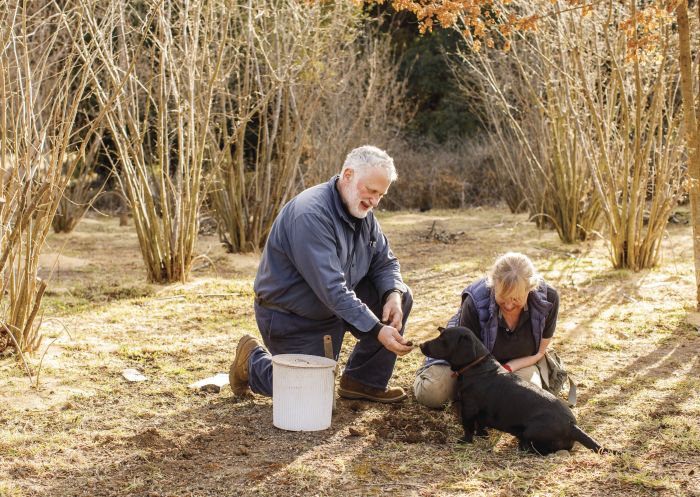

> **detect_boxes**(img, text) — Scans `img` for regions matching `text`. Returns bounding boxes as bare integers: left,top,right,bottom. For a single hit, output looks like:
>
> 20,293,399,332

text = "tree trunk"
676,1,700,309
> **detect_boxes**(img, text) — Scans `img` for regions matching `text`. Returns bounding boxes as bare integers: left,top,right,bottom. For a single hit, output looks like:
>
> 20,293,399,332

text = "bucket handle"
323,335,338,412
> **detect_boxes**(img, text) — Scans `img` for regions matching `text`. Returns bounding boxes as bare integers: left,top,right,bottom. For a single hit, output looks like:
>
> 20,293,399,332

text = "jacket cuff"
375,279,408,301
382,288,404,304
367,321,383,337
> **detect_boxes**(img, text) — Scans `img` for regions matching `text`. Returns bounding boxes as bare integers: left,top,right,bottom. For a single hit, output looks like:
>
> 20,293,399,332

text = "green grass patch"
73,281,154,302
617,471,678,491
589,340,622,352
115,346,161,365
0,482,24,497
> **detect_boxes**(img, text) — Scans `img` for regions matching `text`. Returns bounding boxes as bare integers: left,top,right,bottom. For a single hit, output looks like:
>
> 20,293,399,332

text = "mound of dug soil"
368,406,453,444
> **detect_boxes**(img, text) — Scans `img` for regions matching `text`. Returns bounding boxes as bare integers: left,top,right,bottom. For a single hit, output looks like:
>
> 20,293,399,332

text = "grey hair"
486,252,542,296
341,145,397,182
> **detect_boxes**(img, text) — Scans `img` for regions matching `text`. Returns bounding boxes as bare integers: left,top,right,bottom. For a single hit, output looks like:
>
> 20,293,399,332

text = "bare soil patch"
1,208,698,497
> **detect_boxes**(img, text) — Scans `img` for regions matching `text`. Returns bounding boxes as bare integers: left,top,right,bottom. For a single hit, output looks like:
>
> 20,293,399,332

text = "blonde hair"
486,252,541,297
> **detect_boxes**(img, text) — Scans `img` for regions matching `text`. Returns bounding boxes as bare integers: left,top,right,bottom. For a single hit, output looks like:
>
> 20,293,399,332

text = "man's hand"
382,291,403,331
377,325,413,356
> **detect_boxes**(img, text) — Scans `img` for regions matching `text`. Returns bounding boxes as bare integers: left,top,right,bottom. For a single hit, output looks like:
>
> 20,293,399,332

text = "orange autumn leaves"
384,0,544,51
382,0,678,57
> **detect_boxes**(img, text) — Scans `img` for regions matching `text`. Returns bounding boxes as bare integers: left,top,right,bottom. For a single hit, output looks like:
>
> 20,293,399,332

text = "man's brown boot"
337,375,407,403
229,334,262,395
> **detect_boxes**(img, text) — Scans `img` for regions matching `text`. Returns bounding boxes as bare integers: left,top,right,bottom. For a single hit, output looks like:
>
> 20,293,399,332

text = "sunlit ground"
1,207,698,497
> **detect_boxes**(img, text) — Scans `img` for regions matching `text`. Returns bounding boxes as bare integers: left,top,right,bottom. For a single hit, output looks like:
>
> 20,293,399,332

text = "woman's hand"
505,338,551,372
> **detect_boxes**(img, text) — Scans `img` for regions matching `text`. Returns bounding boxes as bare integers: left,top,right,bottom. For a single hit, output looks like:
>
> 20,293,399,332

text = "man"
230,145,413,403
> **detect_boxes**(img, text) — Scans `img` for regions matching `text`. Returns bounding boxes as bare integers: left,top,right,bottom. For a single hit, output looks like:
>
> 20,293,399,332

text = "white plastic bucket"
272,354,336,431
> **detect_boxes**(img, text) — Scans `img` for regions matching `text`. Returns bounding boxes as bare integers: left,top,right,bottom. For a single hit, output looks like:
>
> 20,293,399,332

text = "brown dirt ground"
1,208,699,497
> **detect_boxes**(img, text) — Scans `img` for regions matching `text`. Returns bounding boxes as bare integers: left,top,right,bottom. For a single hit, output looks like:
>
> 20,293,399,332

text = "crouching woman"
414,252,559,408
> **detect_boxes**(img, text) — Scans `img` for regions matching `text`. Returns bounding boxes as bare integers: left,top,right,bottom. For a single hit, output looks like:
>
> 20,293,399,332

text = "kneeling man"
230,145,413,403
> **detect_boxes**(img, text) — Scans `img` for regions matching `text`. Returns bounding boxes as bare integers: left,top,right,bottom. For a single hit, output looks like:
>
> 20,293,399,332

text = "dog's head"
420,326,489,367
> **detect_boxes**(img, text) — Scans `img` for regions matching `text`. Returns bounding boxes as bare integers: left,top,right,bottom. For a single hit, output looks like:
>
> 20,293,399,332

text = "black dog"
420,326,618,455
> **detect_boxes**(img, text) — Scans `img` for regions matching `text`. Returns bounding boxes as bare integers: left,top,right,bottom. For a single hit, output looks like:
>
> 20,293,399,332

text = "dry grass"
0,207,698,497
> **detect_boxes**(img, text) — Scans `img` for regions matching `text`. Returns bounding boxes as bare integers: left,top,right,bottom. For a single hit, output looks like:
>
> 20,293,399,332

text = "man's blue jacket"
254,175,407,333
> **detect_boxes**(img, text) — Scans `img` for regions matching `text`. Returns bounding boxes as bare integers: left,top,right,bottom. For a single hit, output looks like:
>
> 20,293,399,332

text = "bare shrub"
301,28,414,187
454,0,684,264
52,132,105,234
79,0,229,282
483,131,527,214
208,3,408,252
569,2,685,269
0,2,101,353
453,4,603,242
208,0,338,252
388,137,503,210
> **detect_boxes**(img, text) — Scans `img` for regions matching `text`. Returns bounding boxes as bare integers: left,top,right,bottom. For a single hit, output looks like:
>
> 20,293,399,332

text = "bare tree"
454,6,602,242
208,1,387,252
454,0,684,265
388,0,700,299
569,1,685,269
52,129,105,233
78,0,229,282
302,29,413,186
0,2,101,353
675,0,700,307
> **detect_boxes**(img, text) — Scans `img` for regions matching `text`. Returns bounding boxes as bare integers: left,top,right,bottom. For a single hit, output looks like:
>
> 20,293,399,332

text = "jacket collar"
330,175,362,229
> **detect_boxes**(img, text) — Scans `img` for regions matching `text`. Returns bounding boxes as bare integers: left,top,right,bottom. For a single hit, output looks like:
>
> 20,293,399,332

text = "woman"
414,252,559,408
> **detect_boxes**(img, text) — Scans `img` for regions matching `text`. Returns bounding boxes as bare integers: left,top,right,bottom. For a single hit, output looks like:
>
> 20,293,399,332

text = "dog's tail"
571,424,621,455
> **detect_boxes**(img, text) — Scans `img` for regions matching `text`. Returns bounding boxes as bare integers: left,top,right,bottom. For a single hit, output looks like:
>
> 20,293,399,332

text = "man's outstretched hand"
377,325,413,356
382,291,403,330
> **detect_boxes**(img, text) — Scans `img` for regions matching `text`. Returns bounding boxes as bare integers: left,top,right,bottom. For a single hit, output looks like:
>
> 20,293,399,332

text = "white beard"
343,182,370,218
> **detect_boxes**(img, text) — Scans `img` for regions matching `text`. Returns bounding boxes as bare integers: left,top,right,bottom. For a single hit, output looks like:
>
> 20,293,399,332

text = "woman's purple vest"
446,278,553,352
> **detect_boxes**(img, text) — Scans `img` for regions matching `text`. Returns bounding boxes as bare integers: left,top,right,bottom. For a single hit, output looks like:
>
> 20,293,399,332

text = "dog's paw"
475,428,489,438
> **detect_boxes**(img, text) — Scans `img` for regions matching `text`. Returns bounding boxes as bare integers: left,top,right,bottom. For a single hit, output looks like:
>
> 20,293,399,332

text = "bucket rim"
272,353,336,368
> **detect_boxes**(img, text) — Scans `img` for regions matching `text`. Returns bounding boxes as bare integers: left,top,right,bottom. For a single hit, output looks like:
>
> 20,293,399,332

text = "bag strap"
566,376,577,407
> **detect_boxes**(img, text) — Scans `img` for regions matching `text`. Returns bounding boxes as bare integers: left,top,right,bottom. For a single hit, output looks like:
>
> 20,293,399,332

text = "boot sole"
337,387,407,404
